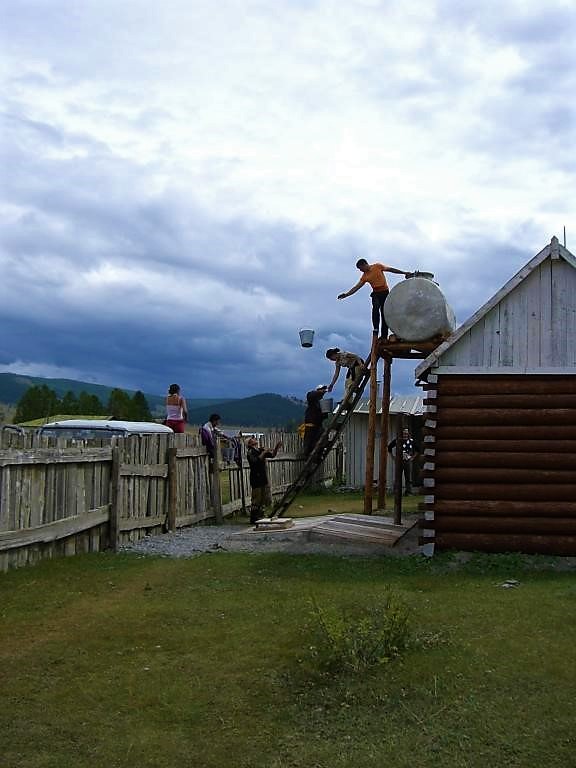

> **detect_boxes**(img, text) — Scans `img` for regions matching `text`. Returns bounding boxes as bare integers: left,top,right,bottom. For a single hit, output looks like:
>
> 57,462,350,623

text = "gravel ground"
120,522,423,559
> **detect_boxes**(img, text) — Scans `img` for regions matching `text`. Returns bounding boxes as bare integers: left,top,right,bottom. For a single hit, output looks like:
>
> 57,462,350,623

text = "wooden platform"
376,337,446,360
308,514,416,548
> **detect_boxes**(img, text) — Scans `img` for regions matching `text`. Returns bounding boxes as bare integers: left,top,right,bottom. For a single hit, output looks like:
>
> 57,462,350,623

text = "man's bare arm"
337,279,364,300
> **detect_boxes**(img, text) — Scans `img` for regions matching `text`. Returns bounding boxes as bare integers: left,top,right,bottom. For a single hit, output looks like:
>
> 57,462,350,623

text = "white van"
39,419,174,440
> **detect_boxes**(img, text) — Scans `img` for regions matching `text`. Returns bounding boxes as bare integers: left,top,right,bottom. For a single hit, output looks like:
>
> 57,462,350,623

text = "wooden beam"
118,515,166,532
435,394,576,409
364,334,378,515
393,415,405,525
119,463,168,478
433,484,576,501
433,452,575,470
436,532,576,556
421,500,576,516
438,408,576,426
0,506,110,552
429,467,576,484
432,439,576,454
434,425,576,440
434,516,576,534
437,376,576,396
109,446,122,552
0,448,112,467
167,446,177,532
377,354,392,510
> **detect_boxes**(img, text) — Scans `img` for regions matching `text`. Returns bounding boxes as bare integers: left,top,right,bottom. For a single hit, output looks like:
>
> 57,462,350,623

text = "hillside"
186,394,304,429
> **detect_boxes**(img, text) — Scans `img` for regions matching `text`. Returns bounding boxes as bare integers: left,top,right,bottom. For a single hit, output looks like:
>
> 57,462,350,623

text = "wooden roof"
415,236,576,378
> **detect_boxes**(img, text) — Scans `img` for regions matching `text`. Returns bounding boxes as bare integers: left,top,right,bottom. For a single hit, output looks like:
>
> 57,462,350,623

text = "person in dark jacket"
246,436,283,523
302,384,329,455
388,428,419,495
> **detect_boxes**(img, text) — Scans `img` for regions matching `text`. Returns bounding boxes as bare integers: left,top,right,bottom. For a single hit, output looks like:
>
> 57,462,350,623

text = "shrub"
309,589,411,673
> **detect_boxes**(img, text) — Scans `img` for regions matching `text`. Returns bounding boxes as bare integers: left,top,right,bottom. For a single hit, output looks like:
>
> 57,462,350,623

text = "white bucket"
320,397,334,414
299,329,315,348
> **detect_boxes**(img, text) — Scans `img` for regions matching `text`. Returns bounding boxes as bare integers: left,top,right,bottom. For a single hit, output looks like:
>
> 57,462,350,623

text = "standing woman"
165,384,188,433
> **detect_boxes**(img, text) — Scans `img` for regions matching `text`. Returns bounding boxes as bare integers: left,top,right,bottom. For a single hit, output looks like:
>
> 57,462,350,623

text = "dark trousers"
303,424,322,456
371,290,389,337
402,461,412,494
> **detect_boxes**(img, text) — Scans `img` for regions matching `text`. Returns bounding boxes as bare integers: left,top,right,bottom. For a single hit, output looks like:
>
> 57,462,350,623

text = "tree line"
15,385,152,423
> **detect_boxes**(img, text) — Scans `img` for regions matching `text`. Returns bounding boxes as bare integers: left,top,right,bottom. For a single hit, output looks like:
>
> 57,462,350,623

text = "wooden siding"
421,374,576,555
344,413,421,489
438,258,576,371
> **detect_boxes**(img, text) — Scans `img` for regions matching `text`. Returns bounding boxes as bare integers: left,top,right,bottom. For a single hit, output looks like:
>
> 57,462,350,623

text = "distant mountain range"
186,393,304,429
0,373,304,428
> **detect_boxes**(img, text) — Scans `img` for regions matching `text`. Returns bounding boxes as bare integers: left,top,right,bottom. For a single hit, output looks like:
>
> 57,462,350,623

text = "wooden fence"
0,429,339,572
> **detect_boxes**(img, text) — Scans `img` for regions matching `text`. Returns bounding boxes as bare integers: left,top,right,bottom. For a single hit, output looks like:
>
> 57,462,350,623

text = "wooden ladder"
271,354,372,518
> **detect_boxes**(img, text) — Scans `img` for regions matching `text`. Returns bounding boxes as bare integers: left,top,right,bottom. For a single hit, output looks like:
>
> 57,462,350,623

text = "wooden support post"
335,438,344,485
394,415,405,525
212,436,223,524
364,333,379,515
167,445,178,531
237,445,247,518
377,354,392,510
109,445,121,551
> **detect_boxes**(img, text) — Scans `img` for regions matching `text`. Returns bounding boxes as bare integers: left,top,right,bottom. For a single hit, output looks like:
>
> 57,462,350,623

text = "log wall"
420,374,576,555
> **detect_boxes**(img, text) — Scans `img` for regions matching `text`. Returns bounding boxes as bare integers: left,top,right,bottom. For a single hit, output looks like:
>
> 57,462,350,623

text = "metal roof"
352,394,424,416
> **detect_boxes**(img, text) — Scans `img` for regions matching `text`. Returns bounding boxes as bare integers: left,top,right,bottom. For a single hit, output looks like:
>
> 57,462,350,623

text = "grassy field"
1,541,575,768
223,485,423,520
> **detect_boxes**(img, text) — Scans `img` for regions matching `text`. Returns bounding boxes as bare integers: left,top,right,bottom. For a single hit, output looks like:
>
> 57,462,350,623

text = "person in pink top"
338,258,411,338
165,383,188,433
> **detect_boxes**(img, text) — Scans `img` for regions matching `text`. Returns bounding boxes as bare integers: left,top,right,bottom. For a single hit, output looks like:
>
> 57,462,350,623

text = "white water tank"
384,272,456,342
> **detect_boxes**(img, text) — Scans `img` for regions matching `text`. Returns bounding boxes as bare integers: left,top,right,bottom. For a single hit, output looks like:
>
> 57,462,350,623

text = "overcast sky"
1,0,574,400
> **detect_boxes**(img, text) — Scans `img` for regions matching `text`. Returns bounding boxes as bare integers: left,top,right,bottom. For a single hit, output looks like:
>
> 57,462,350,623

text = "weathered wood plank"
0,506,110,551
0,449,112,467
118,515,165,531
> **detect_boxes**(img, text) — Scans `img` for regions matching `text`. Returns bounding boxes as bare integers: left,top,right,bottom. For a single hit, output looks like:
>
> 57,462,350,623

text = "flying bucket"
299,329,315,348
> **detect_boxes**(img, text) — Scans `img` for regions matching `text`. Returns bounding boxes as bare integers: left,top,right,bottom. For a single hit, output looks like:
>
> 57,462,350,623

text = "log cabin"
415,236,576,556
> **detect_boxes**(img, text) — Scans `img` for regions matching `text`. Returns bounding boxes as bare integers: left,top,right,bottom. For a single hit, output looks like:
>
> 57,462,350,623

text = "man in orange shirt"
337,258,411,338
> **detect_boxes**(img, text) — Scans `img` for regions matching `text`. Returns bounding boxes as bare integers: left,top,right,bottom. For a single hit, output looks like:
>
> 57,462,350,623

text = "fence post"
109,445,122,551
167,445,178,531
212,436,223,524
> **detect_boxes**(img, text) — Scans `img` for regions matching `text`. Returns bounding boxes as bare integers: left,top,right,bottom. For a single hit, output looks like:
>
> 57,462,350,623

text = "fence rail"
0,429,339,572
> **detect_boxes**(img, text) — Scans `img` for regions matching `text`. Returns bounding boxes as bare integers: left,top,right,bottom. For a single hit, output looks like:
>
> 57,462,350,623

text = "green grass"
226,487,422,522
1,550,575,767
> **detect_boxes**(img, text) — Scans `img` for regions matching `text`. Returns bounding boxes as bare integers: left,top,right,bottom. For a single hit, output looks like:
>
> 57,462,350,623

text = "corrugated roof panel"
352,394,423,415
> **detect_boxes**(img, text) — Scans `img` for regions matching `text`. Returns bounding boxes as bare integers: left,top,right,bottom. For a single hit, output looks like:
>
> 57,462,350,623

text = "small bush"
309,589,412,673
